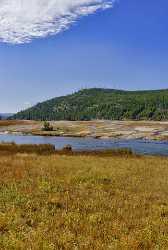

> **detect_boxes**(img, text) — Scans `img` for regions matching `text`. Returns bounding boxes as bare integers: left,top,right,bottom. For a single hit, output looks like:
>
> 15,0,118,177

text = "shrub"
42,121,53,131
62,144,72,152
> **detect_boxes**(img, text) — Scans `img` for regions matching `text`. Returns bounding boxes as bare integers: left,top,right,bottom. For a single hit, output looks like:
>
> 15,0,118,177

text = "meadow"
1,148,168,249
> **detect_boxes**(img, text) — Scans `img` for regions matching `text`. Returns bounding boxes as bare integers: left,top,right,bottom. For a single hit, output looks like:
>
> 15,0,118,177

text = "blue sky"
0,0,168,112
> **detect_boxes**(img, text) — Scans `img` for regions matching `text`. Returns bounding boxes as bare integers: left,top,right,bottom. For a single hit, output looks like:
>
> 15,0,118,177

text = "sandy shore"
0,120,168,141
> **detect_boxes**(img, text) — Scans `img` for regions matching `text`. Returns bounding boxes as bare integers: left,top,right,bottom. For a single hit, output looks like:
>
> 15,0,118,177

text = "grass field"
1,152,168,249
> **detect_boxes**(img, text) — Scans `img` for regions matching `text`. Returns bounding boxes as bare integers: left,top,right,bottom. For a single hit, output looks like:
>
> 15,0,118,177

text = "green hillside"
11,88,168,121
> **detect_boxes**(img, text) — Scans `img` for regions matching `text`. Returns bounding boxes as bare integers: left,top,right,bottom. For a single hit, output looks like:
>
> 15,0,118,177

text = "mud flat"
0,120,168,141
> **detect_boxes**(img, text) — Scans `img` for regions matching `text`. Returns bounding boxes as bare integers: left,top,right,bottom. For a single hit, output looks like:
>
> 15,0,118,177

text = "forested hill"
11,88,168,121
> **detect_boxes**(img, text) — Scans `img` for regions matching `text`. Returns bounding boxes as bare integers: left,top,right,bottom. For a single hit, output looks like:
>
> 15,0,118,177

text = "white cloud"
0,0,114,44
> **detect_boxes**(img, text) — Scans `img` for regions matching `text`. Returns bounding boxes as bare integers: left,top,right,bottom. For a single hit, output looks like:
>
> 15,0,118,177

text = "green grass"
0,152,168,249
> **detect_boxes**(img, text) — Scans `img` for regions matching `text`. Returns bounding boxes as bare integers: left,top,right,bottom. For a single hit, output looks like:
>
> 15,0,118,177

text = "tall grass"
0,153,168,249
0,143,55,155
0,142,135,157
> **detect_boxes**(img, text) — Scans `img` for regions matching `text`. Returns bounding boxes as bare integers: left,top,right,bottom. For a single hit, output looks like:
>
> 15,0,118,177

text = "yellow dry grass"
0,120,35,127
0,153,168,249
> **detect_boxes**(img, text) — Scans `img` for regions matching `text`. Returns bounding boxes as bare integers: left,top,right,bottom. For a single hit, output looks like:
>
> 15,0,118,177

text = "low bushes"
0,143,55,155
56,147,135,157
0,142,135,157
42,121,53,131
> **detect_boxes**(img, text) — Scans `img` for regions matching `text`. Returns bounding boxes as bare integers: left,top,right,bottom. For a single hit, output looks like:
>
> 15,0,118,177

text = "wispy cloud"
0,0,114,44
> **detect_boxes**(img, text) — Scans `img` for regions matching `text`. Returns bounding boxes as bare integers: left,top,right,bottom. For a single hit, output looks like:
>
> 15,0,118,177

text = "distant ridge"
11,88,168,121
0,113,14,120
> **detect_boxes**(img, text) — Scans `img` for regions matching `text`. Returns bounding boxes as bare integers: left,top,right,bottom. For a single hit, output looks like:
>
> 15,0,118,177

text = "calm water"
0,134,168,156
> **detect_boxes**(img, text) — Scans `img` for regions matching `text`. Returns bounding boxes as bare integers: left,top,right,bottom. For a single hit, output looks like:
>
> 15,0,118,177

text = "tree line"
10,88,168,121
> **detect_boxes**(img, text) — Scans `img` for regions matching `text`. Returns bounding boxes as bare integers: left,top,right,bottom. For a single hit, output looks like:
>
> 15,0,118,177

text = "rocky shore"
0,120,168,141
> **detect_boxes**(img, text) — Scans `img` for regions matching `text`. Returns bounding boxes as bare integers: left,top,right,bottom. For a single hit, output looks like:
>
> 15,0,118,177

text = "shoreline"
0,131,168,142
0,120,168,141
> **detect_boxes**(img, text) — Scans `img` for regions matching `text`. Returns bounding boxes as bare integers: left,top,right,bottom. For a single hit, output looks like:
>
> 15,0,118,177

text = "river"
0,134,168,156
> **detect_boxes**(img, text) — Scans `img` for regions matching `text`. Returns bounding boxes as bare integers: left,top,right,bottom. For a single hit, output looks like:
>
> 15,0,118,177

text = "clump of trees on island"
10,88,168,121
42,121,53,131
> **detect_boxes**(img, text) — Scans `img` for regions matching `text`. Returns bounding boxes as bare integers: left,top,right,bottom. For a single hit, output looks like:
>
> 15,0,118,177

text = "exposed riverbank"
0,120,168,141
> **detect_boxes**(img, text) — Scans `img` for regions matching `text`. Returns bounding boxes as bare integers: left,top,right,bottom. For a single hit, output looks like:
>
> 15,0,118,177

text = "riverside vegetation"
0,145,168,249
11,88,168,121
